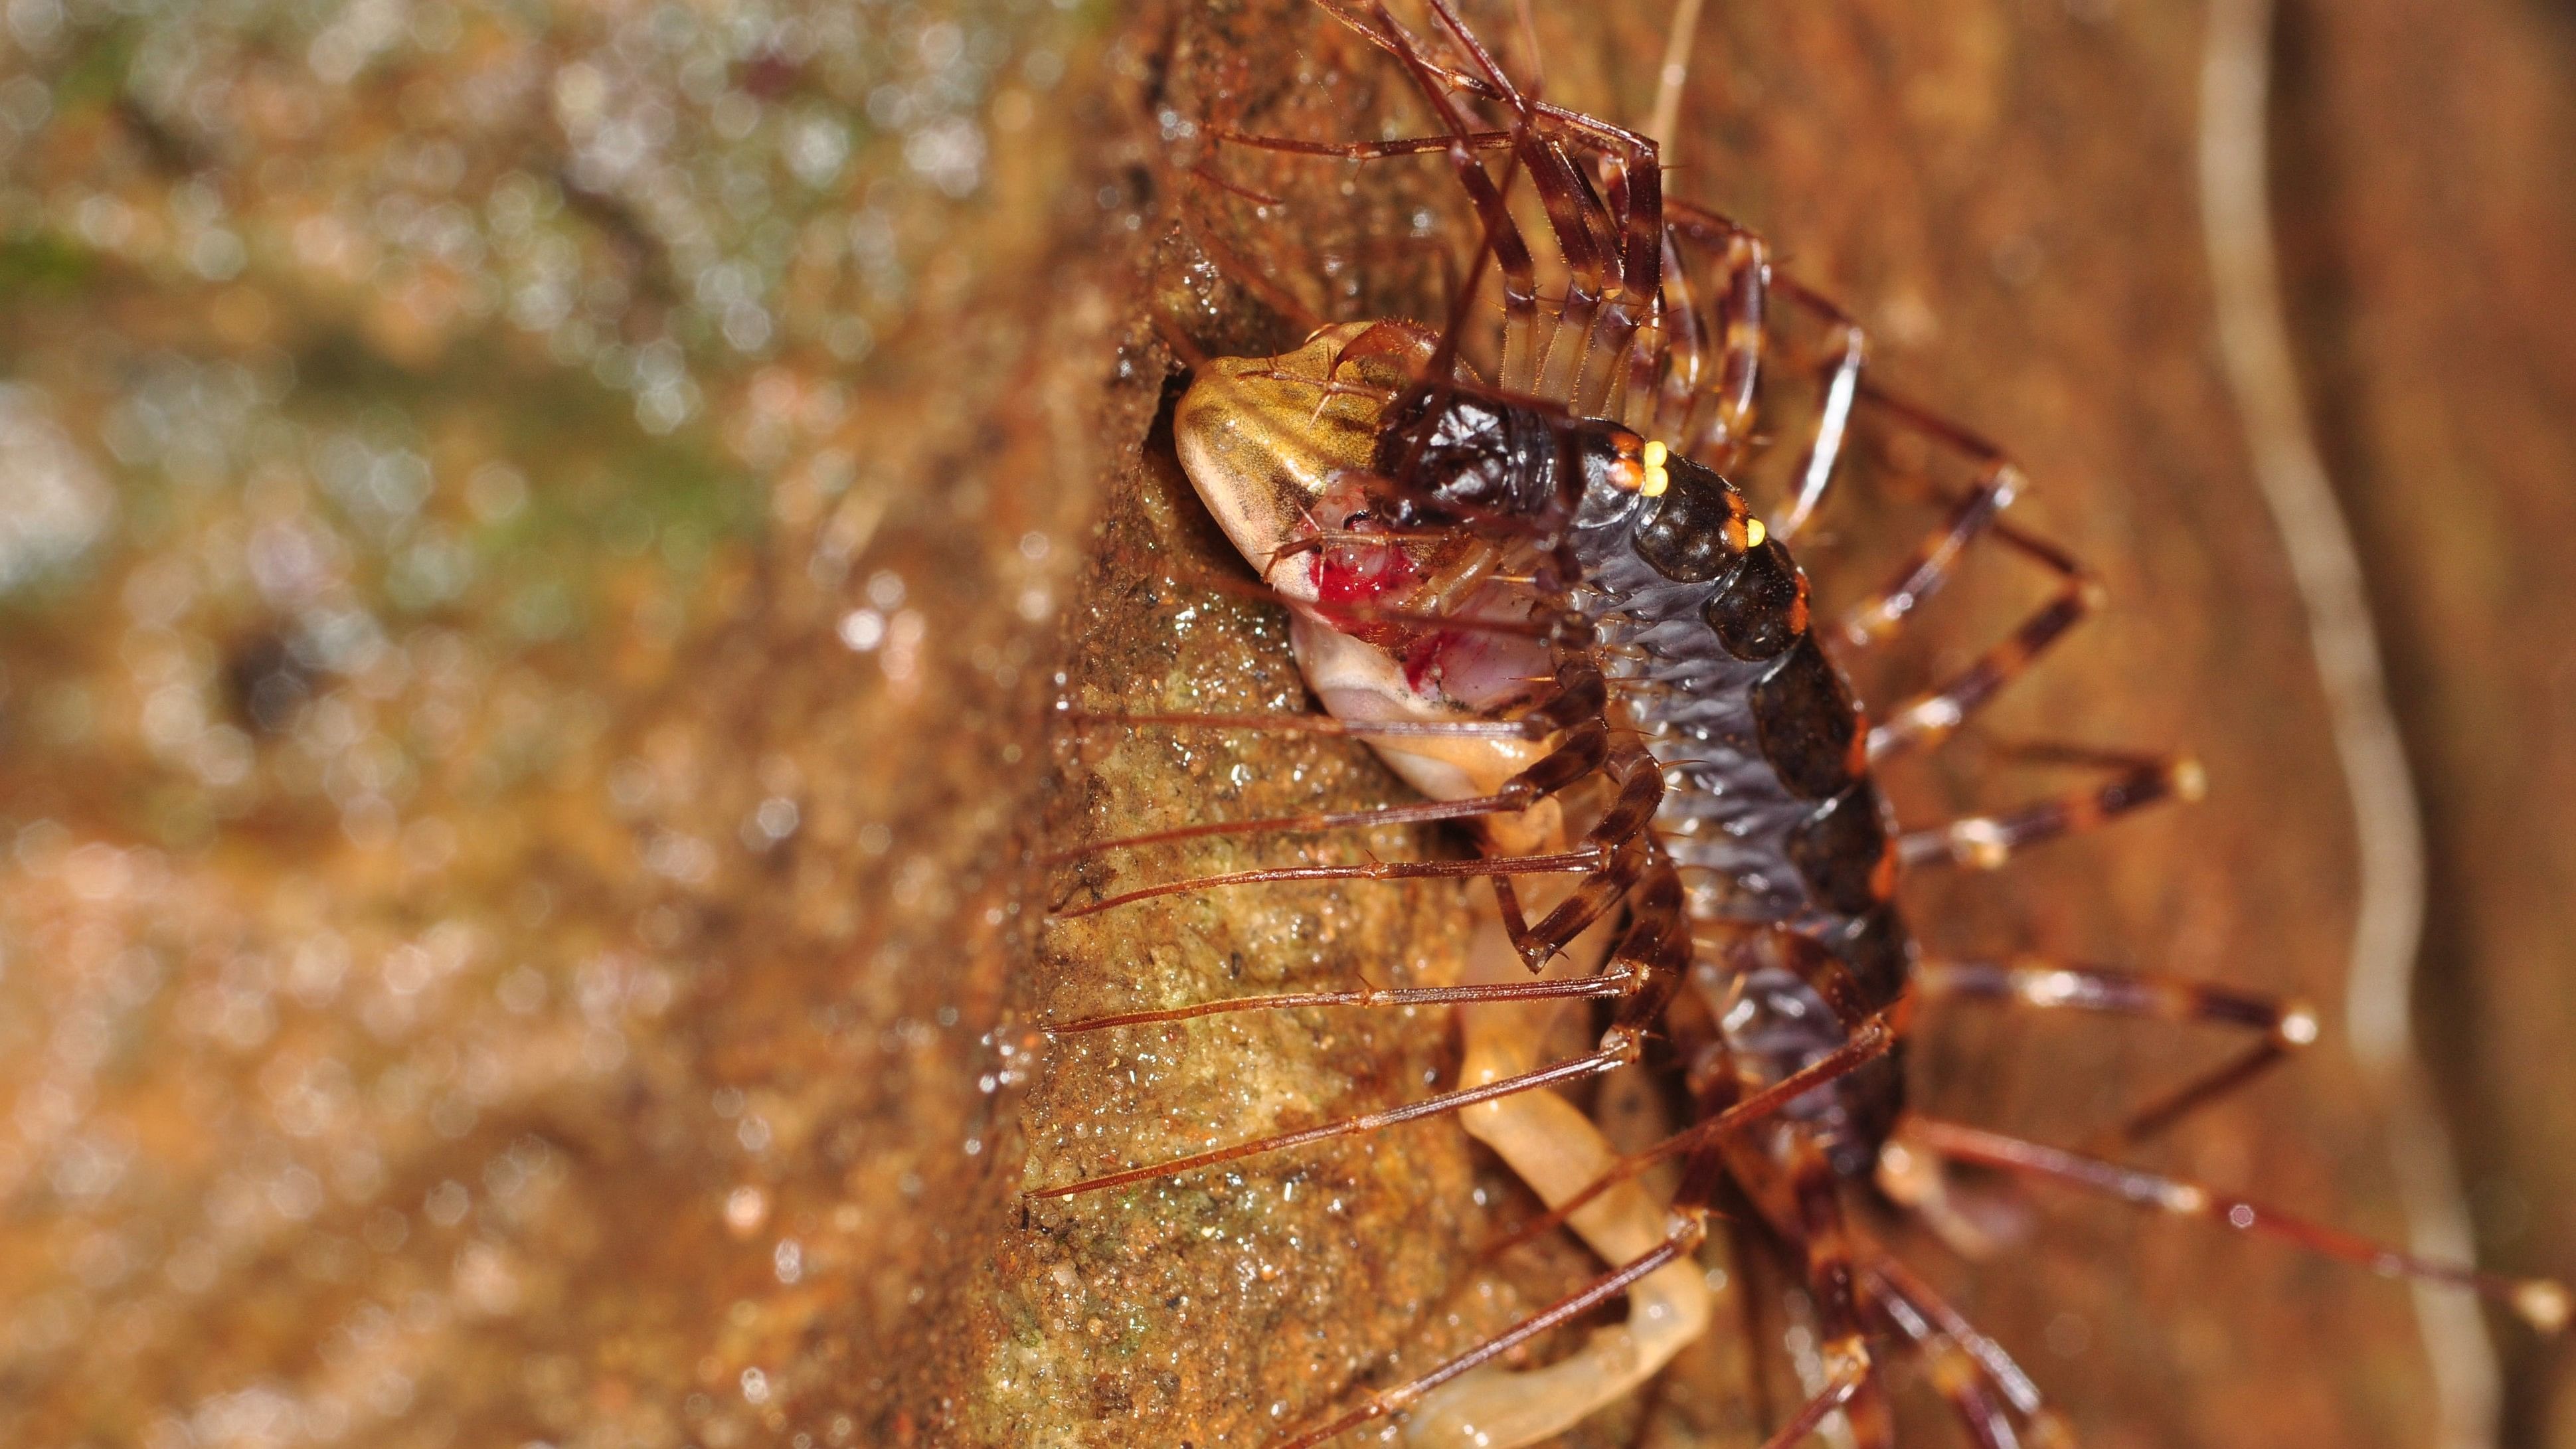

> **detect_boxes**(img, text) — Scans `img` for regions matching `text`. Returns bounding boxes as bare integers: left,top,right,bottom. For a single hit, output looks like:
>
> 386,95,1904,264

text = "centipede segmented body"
1029,3,2570,1446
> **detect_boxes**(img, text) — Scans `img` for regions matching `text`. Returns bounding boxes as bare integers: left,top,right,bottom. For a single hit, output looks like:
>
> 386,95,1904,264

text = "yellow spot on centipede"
1744,517,1768,548
1638,439,1671,497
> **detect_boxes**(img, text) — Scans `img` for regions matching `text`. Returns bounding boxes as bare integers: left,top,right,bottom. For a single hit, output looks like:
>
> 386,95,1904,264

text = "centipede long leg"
1312,0,1669,222
1894,746,2205,872
1766,281,1868,545
1272,1014,1908,1446
1491,738,1670,968
1894,1117,2573,1332
1041,969,1636,1037
1861,1247,2073,1449
1257,1001,1909,1444
1592,155,1666,422
1830,448,2111,763
1820,377,2147,789
1471,999,1922,1262
1275,1218,1711,1449
1913,956,2318,1146
1865,560,2102,764
1386,871,1715,1446
1044,788,1535,865
1846,475,2013,636
1412,0,1618,406
1025,1038,1636,1201
1338,15,1551,394
1216,122,1662,410
1053,667,1602,867
1231,0,1669,404
1782,1134,1896,1448
1656,211,1768,464
1654,221,1869,543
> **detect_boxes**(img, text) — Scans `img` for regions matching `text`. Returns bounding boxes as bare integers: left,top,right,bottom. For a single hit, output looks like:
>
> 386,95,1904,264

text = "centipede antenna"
1899,1117,2573,1333
1045,845,1609,921
1647,0,1711,154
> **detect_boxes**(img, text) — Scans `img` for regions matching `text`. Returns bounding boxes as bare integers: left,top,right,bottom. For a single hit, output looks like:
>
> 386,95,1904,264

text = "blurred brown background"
0,0,2569,1446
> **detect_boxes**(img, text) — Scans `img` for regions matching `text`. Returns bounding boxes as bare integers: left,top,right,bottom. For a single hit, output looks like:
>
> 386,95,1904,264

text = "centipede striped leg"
1867,1286,2016,1449
1861,1247,2075,1449
1826,381,2046,641
1782,1134,1895,1448
1857,514,2108,764
1489,736,1670,970
1894,1117,2573,1333
1270,1217,1711,1449
1893,745,2206,873
1653,204,1767,464
1914,956,2318,1146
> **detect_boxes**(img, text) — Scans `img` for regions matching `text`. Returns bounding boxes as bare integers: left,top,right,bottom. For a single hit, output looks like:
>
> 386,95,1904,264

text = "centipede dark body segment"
1023,3,2567,1445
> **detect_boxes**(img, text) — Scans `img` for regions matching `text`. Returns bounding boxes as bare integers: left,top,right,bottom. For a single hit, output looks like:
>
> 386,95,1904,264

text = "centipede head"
1373,377,1650,531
